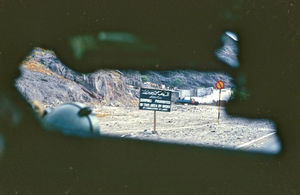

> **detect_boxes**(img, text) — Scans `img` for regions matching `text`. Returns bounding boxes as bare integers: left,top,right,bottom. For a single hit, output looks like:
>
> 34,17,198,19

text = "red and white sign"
216,80,225,89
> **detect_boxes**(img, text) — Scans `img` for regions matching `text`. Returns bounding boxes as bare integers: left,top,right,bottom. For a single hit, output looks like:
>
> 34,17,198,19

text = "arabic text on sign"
141,90,170,97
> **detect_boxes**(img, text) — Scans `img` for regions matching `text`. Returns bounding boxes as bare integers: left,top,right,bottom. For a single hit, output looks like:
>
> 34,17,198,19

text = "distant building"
179,90,191,98
196,87,213,97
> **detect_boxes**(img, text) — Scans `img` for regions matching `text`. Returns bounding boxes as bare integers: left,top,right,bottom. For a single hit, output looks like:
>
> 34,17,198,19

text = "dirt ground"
94,104,277,151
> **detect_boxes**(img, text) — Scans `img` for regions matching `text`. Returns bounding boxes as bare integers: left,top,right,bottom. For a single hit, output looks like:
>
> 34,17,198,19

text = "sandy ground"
94,104,278,151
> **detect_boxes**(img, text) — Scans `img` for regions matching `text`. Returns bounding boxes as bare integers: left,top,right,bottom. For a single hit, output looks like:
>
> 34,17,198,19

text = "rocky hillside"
140,70,233,89
15,48,233,108
16,48,138,107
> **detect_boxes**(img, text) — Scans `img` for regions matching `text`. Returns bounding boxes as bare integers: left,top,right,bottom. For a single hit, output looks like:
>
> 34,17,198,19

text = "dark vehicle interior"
0,0,299,194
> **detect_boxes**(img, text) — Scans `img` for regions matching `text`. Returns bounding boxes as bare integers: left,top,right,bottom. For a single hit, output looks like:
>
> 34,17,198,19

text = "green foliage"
171,78,183,88
141,75,150,83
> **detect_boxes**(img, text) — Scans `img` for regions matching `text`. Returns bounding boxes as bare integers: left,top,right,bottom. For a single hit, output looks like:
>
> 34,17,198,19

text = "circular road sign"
216,80,225,89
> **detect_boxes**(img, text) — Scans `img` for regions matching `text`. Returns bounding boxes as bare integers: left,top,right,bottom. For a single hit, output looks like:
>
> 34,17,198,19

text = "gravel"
96,104,277,150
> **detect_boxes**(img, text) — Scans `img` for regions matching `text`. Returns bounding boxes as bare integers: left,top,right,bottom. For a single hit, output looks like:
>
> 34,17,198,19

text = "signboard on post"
215,80,225,124
139,88,172,112
139,88,172,134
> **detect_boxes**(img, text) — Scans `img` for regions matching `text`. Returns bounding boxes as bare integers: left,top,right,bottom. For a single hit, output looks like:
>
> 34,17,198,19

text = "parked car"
176,97,199,105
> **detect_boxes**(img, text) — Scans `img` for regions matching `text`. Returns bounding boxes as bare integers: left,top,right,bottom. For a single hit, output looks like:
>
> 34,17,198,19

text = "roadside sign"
216,80,225,89
215,80,225,124
139,88,172,134
139,88,171,112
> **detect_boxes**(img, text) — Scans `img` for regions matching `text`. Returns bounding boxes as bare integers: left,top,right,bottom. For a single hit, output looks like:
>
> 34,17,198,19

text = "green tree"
141,75,150,83
171,78,182,88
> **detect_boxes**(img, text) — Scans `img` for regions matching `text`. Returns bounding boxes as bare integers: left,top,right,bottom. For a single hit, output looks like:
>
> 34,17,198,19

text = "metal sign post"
139,88,172,133
215,80,225,124
218,89,221,124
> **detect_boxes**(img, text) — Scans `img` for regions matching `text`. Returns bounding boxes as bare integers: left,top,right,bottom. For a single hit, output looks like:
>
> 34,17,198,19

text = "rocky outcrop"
16,68,94,107
122,70,143,87
85,70,138,106
16,48,138,107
